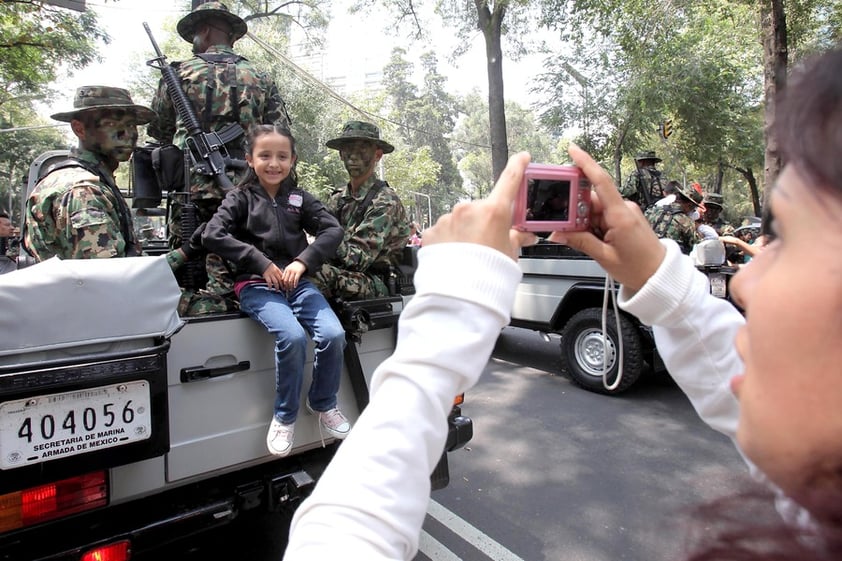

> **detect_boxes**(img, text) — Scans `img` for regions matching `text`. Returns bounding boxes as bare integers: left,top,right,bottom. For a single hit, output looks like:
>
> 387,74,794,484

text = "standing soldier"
702,192,735,236
621,150,668,211
644,182,702,254
146,1,289,312
312,121,411,300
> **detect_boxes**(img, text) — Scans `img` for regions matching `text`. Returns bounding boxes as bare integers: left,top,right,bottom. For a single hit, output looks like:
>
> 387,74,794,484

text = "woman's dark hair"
775,46,842,197
237,124,298,190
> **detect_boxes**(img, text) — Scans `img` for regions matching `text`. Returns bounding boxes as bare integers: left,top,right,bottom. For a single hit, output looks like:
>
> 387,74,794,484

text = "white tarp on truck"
0,256,183,358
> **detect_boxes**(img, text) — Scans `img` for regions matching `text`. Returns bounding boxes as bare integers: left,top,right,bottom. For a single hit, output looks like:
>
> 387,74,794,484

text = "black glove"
181,222,207,261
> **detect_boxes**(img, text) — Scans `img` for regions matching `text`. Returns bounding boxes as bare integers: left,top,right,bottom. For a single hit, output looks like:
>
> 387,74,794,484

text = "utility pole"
409,191,433,229
561,62,591,143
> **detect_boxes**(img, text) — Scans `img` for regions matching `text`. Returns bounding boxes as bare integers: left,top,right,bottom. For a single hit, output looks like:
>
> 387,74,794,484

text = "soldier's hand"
423,152,533,261
548,144,665,292
182,222,208,261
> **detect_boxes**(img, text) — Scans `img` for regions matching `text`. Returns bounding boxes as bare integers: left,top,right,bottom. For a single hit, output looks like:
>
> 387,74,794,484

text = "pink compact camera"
512,163,592,232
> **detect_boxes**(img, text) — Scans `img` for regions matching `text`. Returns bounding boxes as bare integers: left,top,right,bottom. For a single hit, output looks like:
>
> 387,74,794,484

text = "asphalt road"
158,326,759,561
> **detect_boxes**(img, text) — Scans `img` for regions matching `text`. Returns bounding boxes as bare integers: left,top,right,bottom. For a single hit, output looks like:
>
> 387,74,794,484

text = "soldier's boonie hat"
703,192,724,208
676,183,704,208
50,86,156,124
325,121,395,154
177,1,248,43
634,150,662,163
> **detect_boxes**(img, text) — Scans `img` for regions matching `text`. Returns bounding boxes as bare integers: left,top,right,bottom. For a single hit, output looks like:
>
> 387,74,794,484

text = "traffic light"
661,119,673,139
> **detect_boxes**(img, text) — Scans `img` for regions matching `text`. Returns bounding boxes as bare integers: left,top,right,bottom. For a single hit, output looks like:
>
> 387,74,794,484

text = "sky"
45,0,547,123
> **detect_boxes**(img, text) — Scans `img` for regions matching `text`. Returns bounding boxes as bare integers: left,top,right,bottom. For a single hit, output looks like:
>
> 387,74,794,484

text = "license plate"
709,273,727,298
0,381,152,469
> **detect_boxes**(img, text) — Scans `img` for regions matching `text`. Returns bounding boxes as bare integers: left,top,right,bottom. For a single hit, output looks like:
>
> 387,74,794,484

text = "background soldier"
0,211,17,275
644,182,701,254
702,192,735,236
621,150,667,211
146,1,289,312
312,121,410,300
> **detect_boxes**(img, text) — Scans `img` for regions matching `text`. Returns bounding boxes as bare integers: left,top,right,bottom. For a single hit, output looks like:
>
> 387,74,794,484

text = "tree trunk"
714,160,724,194
476,0,509,182
733,166,762,218
760,0,787,193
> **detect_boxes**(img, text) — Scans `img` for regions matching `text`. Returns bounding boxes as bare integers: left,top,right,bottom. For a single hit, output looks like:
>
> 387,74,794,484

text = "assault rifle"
143,22,242,192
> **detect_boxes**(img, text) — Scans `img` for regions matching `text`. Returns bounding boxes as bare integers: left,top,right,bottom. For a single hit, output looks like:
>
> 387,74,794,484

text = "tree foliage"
454,90,553,199
0,0,108,108
383,47,462,221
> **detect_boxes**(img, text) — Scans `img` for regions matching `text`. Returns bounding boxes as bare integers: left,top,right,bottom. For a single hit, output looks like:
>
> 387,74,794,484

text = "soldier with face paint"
312,121,411,300
23,86,194,269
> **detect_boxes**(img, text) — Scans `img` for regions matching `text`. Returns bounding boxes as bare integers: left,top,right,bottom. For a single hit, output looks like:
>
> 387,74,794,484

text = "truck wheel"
559,308,643,395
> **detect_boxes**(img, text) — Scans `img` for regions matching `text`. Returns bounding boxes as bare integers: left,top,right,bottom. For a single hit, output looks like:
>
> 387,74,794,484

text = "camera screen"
527,179,571,222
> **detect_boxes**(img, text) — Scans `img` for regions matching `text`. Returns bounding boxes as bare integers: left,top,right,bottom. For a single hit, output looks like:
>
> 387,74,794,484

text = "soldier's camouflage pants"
171,197,239,316
311,263,389,301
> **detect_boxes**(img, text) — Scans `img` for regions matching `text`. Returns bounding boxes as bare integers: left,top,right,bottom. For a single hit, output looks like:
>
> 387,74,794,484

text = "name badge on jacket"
288,193,303,208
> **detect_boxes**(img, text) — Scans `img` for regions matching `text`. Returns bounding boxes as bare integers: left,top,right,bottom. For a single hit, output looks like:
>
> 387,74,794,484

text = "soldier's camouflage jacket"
329,176,410,270
24,149,143,261
708,216,735,237
312,176,410,300
23,149,188,271
644,203,699,255
146,45,288,200
621,168,666,211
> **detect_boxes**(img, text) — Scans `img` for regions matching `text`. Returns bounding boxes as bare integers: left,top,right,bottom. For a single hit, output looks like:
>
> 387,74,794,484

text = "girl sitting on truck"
202,124,350,457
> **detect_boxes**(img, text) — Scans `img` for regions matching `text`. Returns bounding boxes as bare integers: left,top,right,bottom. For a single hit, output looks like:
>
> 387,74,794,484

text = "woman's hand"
548,144,665,292
423,152,534,261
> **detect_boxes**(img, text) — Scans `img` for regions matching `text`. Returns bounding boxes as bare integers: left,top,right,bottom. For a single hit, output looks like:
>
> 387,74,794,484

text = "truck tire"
559,308,643,395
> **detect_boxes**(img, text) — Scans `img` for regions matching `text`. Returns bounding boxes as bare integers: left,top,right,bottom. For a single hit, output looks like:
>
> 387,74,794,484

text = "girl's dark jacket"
202,179,342,281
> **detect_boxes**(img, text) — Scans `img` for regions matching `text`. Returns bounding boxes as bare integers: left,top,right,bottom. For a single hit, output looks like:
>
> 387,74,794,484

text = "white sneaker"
307,403,351,439
266,418,294,456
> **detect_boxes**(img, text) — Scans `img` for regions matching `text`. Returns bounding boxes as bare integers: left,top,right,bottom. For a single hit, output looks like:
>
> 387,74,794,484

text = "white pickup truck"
0,155,472,561
510,241,737,396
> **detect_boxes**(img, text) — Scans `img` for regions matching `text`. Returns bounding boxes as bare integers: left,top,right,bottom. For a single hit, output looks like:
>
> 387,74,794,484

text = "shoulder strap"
196,53,243,129
350,180,386,230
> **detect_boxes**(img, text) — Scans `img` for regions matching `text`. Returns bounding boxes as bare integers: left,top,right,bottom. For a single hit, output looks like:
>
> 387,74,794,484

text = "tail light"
81,540,131,561
453,393,464,407
0,471,107,532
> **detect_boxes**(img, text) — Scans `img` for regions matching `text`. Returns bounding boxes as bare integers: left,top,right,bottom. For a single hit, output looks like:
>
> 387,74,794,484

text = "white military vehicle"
510,241,737,396
0,152,472,561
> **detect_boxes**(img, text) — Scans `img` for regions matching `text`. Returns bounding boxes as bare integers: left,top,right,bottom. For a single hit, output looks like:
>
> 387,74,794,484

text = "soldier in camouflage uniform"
644,182,702,254
621,150,668,211
0,211,17,275
22,86,202,312
147,1,290,313
312,121,411,300
702,192,735,236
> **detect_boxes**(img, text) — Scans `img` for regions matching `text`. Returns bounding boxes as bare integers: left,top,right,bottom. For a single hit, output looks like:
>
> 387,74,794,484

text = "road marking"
419,530,462,561
425,500,527,561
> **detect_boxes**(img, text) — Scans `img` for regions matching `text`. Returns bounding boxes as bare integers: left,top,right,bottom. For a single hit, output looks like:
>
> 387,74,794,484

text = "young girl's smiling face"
246,131,297,194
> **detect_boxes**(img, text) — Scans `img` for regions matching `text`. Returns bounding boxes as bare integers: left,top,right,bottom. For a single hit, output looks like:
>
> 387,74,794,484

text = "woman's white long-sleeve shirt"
284,243,522,561
620,240,811,529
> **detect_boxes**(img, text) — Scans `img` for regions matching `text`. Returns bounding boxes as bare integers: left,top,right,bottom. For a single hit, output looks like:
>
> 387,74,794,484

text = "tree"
353,0,544,180
536,1,768,218
454,90,553,199
383,47,462,221
0,1,108,109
